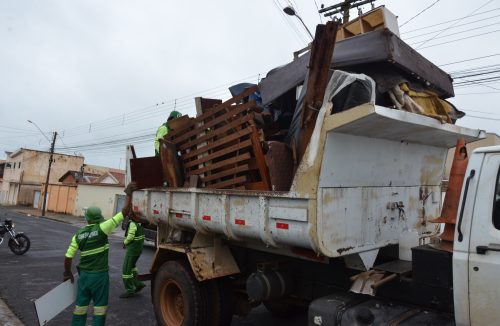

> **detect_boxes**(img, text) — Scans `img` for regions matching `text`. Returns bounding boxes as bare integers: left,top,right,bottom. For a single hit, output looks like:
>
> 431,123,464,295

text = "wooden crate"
165,87,271,190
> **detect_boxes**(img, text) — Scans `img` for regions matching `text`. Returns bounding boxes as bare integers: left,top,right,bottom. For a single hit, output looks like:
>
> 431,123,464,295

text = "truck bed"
131,104,484,260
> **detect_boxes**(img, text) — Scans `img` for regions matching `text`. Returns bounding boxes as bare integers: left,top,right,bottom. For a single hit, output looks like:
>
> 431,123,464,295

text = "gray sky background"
1,0,499,169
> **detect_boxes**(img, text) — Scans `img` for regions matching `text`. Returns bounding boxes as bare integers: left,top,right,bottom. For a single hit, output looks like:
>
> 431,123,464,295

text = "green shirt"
65,212,124,272
154,123,169,154
124,220,145,256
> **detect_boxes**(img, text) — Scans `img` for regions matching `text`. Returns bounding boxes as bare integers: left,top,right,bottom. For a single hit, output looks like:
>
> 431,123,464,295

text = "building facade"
0,149,84,206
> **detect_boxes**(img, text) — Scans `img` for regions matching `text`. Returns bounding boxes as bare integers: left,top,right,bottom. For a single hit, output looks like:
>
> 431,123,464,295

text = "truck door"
468,152,500,325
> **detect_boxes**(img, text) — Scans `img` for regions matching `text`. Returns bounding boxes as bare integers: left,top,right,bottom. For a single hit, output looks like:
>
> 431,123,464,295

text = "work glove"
63,271,74,283
124,182,138,196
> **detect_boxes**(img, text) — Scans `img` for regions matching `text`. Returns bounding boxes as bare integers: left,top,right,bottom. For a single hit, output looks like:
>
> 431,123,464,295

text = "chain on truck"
125,5,498,326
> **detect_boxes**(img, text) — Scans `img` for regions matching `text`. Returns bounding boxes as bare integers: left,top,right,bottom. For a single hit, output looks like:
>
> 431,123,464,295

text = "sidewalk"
3,205,126,239
8,205,87,227
0,298,23,326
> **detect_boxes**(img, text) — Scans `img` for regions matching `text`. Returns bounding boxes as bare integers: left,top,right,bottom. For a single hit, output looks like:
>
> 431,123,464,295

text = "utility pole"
42,131,57,217
319,0,375,22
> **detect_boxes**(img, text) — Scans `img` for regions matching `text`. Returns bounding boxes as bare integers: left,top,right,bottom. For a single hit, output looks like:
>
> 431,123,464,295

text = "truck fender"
149,233,240,282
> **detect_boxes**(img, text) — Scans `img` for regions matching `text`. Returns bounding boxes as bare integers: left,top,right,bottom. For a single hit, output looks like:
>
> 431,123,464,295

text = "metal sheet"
326,104,485,148
34,276,78,325
130,156,164,189
318,185,441,257
319,132,447,188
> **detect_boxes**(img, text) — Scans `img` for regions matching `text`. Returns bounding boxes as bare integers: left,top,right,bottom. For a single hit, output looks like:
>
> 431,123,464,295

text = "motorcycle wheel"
9,234,30,255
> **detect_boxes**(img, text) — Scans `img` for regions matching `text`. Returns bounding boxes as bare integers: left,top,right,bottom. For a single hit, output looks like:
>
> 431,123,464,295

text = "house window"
18,162,21,169
493,166,500,230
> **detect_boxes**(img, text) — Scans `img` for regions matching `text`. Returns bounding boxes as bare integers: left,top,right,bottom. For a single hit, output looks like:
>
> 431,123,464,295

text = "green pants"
72,271,109,326
122,253,144,294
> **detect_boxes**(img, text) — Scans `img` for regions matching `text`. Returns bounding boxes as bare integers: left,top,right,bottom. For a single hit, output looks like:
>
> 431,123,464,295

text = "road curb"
0,298,24,326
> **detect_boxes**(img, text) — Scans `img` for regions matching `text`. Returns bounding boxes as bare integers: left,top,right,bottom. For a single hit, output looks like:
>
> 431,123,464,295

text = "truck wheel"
153,260,206,326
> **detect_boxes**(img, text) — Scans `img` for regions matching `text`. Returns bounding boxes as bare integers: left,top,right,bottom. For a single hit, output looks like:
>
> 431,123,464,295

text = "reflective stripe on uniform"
122,274,134,279
73,305,88,315
80,244,110,257
133,235,145,240
93,306,108,316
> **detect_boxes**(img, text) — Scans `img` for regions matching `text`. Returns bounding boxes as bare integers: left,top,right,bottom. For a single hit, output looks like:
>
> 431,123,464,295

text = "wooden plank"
201,164,249,183
206,176,248,189
182,127,253,160
296,21,339,165
249,124,272,190
179,114,254,151
166,88,257,139
196,97,223,114
191,86,257,124
187,153,251,176
167,101,257,144
183,139,253,169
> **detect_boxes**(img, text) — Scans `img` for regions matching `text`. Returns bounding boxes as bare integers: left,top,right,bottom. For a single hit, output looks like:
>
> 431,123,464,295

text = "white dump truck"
126,98,500,325
125,11,498,325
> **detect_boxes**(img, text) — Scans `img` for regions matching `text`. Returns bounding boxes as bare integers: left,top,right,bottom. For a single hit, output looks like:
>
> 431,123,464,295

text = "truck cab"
454,146,500,325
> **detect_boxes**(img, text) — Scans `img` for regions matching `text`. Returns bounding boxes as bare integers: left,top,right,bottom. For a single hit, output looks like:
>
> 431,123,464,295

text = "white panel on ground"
34,275,78,325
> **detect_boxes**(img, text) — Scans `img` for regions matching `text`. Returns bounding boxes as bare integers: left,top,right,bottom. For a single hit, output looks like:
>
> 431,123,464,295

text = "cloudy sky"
1,0,499,168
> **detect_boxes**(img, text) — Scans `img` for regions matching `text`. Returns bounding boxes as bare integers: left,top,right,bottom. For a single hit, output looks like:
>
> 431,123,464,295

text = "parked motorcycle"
0,219,30,255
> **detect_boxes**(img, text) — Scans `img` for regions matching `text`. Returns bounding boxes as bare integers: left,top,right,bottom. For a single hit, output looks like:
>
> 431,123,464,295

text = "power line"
407,18,500,42
416,0,495,49
439,53,500,66
402,7,500,34
314,0,324,23
453,76,500,91
58,73,261,138
272,0,308,44
465,115,500,121
464,109,500,115
456,91,500,95
418,28,500,50
399,0,441,28
411,20,500,46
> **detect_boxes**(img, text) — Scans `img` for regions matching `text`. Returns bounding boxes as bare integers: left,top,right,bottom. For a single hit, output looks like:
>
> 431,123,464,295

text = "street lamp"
27,120,57,217
283,6,314,40
27,120,51,143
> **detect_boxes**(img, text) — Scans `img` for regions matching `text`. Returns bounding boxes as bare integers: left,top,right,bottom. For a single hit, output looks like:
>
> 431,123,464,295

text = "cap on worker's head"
85,206,104,223
168,110,182,121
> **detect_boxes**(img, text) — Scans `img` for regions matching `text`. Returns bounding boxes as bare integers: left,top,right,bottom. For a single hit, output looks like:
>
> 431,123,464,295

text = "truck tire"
153,260,207,326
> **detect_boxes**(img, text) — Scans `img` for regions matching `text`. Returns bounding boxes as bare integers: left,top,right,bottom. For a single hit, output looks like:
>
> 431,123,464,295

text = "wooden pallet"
165,87,271,190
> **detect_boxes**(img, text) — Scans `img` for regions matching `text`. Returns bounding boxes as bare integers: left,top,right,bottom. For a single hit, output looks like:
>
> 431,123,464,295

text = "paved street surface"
0,206,306,326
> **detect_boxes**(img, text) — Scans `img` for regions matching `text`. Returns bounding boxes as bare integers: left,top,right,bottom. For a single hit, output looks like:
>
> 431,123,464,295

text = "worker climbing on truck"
120,211,146,298
154,110,182,156
63,182,137,326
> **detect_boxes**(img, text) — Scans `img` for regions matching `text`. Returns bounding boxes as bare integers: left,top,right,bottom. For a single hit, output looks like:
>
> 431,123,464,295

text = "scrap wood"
164,87,271,190
296,21,339,165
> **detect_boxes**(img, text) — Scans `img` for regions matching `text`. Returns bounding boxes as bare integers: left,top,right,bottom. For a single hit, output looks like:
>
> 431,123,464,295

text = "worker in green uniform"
63,182,137,326
120,213,146,298
154,110,182,156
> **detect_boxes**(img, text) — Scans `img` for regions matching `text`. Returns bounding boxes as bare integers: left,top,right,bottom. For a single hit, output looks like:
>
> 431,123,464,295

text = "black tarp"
259,29,454,105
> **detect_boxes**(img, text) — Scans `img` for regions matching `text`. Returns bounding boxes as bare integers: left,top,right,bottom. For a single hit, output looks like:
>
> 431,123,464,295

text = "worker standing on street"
120,212,145,298
154,110,182,156
63,182,137,326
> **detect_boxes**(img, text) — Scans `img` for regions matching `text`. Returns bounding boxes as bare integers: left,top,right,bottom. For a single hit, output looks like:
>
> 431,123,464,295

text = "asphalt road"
0,207,307,326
